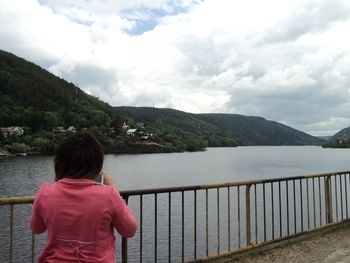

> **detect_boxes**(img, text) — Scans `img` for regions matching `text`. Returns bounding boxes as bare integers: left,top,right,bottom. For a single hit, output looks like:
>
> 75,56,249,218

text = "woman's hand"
101,171,117,189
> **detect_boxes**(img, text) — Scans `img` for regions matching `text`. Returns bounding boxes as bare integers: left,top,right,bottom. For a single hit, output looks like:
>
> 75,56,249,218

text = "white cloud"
1,0,350,136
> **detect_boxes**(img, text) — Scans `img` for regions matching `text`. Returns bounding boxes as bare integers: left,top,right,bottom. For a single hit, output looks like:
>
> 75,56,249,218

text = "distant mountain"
116,106,236,149
332,127,350,140
196,113,323,145
316,136,332,141
321,127,350,148
116,107,323,146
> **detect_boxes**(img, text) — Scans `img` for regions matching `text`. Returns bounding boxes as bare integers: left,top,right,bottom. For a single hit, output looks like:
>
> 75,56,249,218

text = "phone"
95,173,104,184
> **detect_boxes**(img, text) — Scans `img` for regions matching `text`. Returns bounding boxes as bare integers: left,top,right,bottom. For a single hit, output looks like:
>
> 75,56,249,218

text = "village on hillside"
0,121,157,156
46,121,153,140
0,121,152,139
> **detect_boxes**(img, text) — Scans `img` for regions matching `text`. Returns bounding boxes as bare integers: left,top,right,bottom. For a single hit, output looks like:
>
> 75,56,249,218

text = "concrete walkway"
230,223,350,263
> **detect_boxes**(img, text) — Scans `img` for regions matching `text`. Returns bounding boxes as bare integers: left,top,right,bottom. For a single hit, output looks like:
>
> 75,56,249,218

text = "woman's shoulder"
35,182,56,196
92,185,124,204
36,182,51,192
94,184,118,196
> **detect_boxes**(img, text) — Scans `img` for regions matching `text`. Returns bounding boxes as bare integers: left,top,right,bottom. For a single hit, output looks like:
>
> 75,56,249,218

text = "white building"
67,126,77,133
126,129,137,138
0,127,24,136
122,122,129,131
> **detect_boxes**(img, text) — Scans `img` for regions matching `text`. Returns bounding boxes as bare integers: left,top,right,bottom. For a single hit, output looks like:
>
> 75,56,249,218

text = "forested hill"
331,127,350,141
0,49,322,155
0,49,118,130
116,107,323,146
196,114,322,145
0,49,130,154
322,126,350,148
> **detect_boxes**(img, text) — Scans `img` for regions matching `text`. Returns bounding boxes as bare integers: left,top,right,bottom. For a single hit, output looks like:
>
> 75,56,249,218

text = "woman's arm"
30,185,47,234
104,173,137,238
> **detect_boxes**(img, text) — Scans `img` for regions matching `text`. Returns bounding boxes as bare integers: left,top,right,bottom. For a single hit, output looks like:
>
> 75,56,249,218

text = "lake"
1,146,350,197
1,146,350,262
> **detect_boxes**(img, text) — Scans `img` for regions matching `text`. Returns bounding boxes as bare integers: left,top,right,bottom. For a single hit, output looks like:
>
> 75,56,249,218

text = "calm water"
1,146,350,197
1,146,350,262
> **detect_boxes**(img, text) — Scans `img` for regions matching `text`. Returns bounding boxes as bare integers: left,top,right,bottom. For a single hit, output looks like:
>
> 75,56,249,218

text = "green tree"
43,112,62,128
89,110,111,127
32,137,58,154
6,142,27,153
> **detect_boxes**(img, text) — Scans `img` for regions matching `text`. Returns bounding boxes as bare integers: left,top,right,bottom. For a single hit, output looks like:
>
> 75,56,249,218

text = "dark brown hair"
54,132,104,181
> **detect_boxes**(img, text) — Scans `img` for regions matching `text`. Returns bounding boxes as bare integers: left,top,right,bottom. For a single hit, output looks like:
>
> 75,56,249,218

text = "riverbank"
0,151,28,158
0,129,209,156
0,140,208,158
0,150,15,157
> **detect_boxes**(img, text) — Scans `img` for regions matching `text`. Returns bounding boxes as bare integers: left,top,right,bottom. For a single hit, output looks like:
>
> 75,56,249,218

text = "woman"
30,132,137,262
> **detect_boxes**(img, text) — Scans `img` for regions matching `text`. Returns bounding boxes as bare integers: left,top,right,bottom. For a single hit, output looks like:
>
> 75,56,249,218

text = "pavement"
230,223,350,263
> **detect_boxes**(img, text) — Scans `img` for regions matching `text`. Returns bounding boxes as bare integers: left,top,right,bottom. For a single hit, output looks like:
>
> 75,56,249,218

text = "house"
0,127,24,136
0,128,10,136
11,127,24,135
67,126,77,133
53,127,66,133
126,129,137,138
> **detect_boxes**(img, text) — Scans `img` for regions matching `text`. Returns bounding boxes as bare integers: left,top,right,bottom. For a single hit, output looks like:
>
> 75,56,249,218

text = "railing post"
9,204,13,263
325,176,333,224
122,196,129,263
32,232,35,263
122,238,128,263
246,184,252,246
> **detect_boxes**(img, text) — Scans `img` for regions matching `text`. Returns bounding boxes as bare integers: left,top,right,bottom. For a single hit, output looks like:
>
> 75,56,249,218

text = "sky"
1,0,350,136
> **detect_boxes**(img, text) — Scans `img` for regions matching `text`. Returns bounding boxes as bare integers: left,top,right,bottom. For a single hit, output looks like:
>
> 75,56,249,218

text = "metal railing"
1,171,350,262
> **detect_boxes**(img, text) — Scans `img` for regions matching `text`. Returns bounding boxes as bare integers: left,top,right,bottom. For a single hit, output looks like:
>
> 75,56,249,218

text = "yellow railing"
1,171,350,262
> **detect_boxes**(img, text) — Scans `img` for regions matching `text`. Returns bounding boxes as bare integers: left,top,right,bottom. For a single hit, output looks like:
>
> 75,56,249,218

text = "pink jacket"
30,178,137,263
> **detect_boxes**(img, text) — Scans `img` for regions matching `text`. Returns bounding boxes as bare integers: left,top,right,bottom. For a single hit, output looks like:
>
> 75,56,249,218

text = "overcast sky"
1,0,350,136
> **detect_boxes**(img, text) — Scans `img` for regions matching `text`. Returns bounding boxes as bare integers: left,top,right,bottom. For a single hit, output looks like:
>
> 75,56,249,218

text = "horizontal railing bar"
121,171,350,196
0,196,35,205
122,185,202,196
